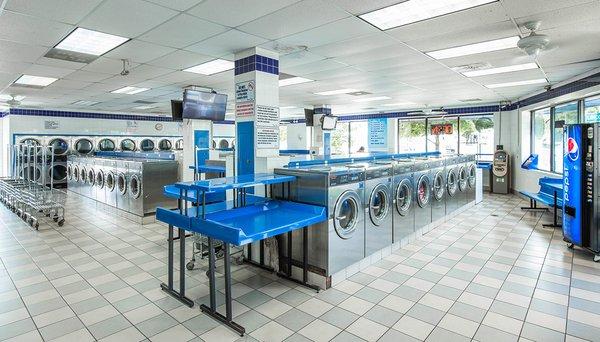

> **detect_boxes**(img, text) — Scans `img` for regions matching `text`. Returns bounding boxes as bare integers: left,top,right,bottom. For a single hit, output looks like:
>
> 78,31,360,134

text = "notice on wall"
368,118,387,150
235,81,255,103
44,120,59,129
255,105,279,149
256,105,279,127
236,101,254,117
257,127,279,148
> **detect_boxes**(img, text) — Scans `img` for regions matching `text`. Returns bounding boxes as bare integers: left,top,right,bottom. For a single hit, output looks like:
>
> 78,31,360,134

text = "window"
532,108,551,171
279,125,288,150
427,117,458,154
584,95,600,123
459,115,494,161
331,121,350,155
350,121,369,153
553,102,578,172
398,119,426,153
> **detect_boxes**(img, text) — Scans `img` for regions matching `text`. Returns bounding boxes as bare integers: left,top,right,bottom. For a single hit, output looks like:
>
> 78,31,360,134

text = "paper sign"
256,105,279,127
235,81,255,102
236,101,254,117
368,118,387,149
257,127,279,148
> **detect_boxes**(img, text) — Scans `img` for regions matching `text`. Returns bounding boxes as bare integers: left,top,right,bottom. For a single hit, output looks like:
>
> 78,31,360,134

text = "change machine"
563,123,600,262
492,146,510,194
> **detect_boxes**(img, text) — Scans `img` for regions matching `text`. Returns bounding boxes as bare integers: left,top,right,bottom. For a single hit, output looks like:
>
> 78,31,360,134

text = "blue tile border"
234,54,279,76
8,108,175,122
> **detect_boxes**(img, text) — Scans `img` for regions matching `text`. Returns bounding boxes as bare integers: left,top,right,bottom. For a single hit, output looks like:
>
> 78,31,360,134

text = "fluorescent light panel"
280,106,297,109
72,100,99,106
184,59,234,75
463,63,538,77
111,86,149,95
279,77,313,87
382,102,416,107
134,105,156,110
427,36,519,59
314,88,358,96
485,78,547,88
55,28,129,56
14,75,57,87
360,0,496,30
353,96,392,103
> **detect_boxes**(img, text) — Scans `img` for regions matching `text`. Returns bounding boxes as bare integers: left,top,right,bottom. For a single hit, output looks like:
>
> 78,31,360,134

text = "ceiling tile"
187,0,300,27
81,57,140,74
501,0,597,18
0,61,32,75
23,64,76,78
334,44,425,66
79,0,178,37
185,29,268,57
144,0,205,11
138,14,228,48
62,70,113,82
308,32,397,58
104,39,176,63
277,17,378,49
0,11,73,47
5,0,102,25
46,79,93,90
0,72,20,90
237,0,350,40
327,0,404,15
0,39,48,63
514,1,600,32
283,59,348,76
468,68,546,85
146,50,214,70
128,64,174,79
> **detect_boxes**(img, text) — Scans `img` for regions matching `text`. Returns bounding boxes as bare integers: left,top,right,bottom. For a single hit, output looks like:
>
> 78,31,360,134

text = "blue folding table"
156,173,327,336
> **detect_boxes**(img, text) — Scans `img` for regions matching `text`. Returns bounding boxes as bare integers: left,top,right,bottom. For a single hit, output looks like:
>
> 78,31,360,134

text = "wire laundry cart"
0,143,66,229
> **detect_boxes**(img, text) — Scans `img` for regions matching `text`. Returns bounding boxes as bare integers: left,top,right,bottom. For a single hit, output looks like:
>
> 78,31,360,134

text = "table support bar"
160,225,194,308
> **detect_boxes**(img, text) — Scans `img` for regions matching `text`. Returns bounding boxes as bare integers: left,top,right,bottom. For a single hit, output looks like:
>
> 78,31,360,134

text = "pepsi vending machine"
563,123,600,262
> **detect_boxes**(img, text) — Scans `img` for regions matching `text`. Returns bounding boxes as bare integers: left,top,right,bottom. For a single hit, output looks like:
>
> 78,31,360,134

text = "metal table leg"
160,225,194,307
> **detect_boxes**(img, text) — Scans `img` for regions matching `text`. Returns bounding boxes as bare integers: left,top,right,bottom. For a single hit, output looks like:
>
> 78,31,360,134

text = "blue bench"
519,177,563,228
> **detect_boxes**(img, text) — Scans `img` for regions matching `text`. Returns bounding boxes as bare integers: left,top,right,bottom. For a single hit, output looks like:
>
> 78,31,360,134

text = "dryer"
47,137,71,158
69,157,81,194
392,158,415,243
87,161,97,199
413,158,432,232
119,138,137,152
104,159,118,208
139,138,156,152
429,157,446,225
115,160,129,211
445,155,461,215
97,138,117,152
74,137,95,156
364,161,393,256
127,161,143,215
465,155,477,204
274,165,365,276
174,138,184,151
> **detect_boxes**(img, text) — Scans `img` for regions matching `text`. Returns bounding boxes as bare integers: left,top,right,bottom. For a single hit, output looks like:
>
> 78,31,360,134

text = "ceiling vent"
452,62,491,73
134,100,157,104
44,49,98,64
272,44,308,55
347,91,372,96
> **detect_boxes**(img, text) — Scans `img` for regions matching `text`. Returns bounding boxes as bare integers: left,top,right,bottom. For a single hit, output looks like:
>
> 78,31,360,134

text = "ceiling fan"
0,95,23,109
517,21,552,58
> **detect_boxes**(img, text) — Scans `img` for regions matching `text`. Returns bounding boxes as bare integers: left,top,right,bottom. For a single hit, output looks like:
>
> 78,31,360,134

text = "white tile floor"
1,192,600,341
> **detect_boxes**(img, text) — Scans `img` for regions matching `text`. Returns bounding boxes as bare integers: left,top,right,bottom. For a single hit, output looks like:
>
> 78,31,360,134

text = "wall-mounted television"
321,115,338,130
304,108,314,126
170,100,183,121
182,89,227,121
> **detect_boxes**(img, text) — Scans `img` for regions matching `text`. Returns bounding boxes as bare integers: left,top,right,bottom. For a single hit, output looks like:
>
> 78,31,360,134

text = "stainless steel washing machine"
413,158,432,232
429,157,446,224
119,138,137,152
48,162,68,186
174,139,184,151
274,165,365,276
104,159,118,208
78,158,89,196
465,155,477,204
445,155,460,215
87,161,97,199
115,160,129,211
128,161,143,215
392,158,415,243
97,138,117,152
157,138,173,151
74,137,95,155
364,161,393,256
68,156,81,194
456,156,468,208
94,159,106,203
139,138,156,152
47,137,71,157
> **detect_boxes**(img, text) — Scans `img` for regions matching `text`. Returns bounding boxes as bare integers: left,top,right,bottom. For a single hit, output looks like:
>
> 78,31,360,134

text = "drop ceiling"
0,0,599,119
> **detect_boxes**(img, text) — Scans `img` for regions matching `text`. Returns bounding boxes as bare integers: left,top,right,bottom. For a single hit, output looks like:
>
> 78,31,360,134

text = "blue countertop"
188,165,227,173
174,173,296,192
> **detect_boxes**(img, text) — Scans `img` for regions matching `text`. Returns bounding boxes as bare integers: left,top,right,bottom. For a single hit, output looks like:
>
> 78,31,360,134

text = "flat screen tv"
182,89,227,121
304,108,314,126
170,100,183,121
321,115,338,130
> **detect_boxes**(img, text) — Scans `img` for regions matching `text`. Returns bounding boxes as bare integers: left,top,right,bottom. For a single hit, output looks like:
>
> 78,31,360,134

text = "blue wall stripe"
234,54,279,76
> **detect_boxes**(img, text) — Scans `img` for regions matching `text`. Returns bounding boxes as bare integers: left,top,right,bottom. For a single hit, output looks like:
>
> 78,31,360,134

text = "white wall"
286,123,310,150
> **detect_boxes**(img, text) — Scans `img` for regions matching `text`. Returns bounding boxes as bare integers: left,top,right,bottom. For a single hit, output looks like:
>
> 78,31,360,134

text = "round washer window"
140,139,155,151
129,175,141,199
87,168,95,186
98,139,116,151
158,139,172,151
117,173,127,195
447,170,457,196
432,171,444,201
67,165,73,180
458,167,467,191
467,165,476,188
120,139,136,151
106,172,115,191
396,180,413,215
334,191,360,239
80,167,87,183
50,164,67,181
75,139,93,154
96,171,104,189
175,139,184,150
48,138,69,155
369,185,389,225
73,166,80,182
417,175,431,207
218,139,230,149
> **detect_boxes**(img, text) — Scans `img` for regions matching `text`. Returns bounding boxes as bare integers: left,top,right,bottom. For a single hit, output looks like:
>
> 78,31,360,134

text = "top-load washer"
274,165,365,276
444,155,461,215
413,158,432,232
392,158,415,243
429,156,446,224
364,161,393,256
465,155,477,204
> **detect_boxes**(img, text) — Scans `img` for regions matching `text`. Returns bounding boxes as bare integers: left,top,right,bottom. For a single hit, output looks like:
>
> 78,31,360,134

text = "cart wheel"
568,243,575,249
217,250,224,258
594,255,600,263
186,261,195,270
53,217,58,222
205,270,210,277
34,222,39,230
57,219,64,227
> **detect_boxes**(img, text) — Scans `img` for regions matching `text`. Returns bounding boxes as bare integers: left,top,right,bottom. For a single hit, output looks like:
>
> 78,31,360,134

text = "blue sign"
323,132,331,157
563,124,582,245
368,118,387,150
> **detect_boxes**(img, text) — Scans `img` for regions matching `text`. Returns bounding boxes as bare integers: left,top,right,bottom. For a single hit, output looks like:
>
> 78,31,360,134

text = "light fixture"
353,96,392,103
279,77,313,87
72,100,99,106
183,59,234,75
462,63,538,77
134,105,156,110
13,75,57,87
427,36,520,60
111,86,149,95
382,102,416,107
55,28,129,56
280,106,297,109
314,88,358,96
485,78,547,88
360,0,496,30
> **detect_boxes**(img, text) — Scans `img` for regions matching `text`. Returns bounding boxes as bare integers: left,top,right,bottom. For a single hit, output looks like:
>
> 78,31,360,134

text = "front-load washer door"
447,170,457,197
333,190,361,239
50,164,67,182
158,139,172,151
368,184,390,226
96,170,105,189
395,179,413,216
117,173,127,195
432,171,445,201
129,174,141,199
106,172,115,192
73,166,80,182
120,139,136,151
416,175,431,208
458,166,467,192
140,139,155,152
75,139,93,155
87,168,95,186
48,138,69,156
97,138,116,151
467,164,476,189
79,167,87,184
67,165,73,181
